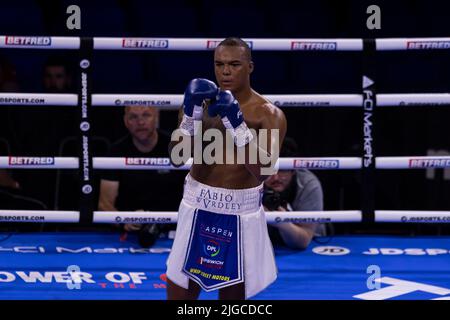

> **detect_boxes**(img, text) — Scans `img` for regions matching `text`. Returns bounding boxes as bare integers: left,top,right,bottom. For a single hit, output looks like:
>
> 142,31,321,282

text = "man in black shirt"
98,106,184,242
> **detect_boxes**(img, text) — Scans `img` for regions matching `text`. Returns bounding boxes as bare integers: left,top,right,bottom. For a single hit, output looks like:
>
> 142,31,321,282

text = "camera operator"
263,137,325,249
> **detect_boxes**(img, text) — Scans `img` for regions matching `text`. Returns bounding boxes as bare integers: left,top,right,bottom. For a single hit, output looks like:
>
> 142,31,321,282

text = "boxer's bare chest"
201,100,262,133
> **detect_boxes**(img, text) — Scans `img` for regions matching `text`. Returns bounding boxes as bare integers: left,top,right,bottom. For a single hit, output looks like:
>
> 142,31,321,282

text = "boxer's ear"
249,61,254,74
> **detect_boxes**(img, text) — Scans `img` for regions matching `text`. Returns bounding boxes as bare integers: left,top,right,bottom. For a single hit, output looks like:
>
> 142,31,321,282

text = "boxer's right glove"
179,78,218,136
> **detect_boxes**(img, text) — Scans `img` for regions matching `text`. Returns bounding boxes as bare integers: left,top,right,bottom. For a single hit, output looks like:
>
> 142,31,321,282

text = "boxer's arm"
240,104,287,183
168,107,195,167
277,222,317,250
98,179,119,211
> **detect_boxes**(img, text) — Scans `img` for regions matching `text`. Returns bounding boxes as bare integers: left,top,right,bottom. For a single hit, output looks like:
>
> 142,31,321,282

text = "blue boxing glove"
208,90,254,147
180,78,218,136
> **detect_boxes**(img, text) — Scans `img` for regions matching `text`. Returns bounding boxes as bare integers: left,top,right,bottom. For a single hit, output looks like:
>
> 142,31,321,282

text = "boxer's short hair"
217,37,252,61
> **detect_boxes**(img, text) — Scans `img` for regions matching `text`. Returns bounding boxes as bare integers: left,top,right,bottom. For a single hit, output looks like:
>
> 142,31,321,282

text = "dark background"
1,0,450,234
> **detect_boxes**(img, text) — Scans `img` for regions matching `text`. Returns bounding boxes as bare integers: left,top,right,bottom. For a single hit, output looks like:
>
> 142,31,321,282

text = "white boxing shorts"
166,173,277,299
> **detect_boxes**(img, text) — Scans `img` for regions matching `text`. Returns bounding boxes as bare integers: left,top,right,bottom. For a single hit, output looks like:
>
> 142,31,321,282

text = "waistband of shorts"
182,173,263,215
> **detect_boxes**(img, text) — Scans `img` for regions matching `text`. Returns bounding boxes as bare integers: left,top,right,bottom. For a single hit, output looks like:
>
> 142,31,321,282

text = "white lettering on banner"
130,273,147,284
104,272,148,284
8,157,54,165
56,247,92,253
82,136,89,181
81,73,88,118
0,271,149,285
0,272,16,282
122,39,169,49
5,36,51,46
293,159,339,169
410,158,450,168
363,248,450,255
0,246,171,254
363,93,373,168
407,41,450,50
291,42,337,50
106,272,130,283
125,158,171,166
14,246,46,253
16,272,54,283
354,277,450,300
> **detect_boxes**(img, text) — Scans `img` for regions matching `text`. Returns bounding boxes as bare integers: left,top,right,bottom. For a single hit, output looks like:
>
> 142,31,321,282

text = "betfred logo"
122,39,169,49
293,159,339,169
125,157,171,166
207,40,253,49
407,41,450,50
291,41,337,50
207,40,221,49
8,157,55,165
5,36,51,46
409,158,450,168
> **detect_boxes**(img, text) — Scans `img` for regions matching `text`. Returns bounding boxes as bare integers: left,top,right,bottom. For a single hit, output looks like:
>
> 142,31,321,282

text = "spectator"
12,55,77,210
98,106,184,246
264,137,326,249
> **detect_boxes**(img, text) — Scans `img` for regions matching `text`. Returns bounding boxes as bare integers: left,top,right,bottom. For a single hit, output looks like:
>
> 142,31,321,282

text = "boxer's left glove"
208,90,254,147
180,78,218,136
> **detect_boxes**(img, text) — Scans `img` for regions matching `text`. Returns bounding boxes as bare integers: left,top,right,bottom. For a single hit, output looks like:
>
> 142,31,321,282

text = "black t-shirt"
100,131,184,211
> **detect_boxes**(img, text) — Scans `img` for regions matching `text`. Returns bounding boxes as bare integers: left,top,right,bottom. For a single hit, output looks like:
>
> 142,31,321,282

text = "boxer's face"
124,106,159,142
43,66,71,92
265,170,295,192
214,45,253,93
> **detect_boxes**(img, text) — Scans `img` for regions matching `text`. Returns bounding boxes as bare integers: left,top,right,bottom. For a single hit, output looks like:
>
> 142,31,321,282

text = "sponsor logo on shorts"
407,41,450,50
203,240,221,257
200,223,233,238
122,38,169,49
8,157,54,166
293,159,339,169
409,158,450,168
196,189,241,211
291,41,337,50
5,36,51,46
125,157,171,166
197,256,224,269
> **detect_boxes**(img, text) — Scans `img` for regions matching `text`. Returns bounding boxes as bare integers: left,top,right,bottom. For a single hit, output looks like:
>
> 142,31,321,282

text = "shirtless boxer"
166,37,287,300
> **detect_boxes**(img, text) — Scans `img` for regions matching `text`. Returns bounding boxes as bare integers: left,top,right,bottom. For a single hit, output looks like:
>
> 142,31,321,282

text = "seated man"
98,106,184,246
264,137,326,249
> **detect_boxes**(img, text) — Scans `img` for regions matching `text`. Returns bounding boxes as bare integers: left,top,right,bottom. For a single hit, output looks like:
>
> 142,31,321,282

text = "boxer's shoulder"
243,92,284,125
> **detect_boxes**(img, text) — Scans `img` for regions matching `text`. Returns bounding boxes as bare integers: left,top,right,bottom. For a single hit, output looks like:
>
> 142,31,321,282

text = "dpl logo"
204,240,220,257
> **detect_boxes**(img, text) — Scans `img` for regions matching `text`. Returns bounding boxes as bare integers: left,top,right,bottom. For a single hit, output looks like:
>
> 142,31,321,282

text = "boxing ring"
1,36,450,300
